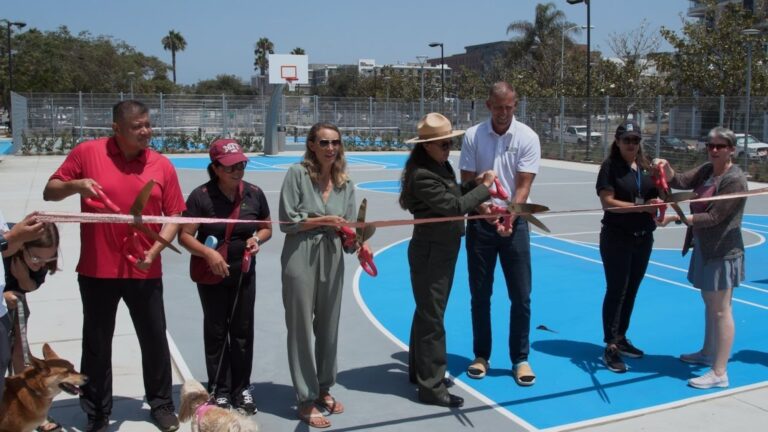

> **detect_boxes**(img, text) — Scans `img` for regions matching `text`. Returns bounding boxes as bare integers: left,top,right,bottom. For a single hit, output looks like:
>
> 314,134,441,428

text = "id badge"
634,197,645,205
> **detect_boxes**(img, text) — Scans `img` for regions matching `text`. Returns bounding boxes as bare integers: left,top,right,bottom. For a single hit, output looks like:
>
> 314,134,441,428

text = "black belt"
632,230,649,237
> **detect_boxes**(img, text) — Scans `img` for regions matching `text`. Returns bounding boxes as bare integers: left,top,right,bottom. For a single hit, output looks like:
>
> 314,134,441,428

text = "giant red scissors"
338,198,377,277
85,180,181,264
488,178,551,233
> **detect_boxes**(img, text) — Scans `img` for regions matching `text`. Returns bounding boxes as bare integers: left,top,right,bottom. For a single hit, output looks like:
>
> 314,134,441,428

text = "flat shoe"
467,357,489,379
298,405,331,428
514,362,536,386
419,392,464,408
314,394,344,415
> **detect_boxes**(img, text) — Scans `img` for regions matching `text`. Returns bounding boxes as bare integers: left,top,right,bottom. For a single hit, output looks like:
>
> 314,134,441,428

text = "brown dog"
0,343,88,432
178,379,259,432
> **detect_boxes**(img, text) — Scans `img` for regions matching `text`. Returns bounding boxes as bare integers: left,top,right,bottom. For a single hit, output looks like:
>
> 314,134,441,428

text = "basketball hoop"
285,77,298,92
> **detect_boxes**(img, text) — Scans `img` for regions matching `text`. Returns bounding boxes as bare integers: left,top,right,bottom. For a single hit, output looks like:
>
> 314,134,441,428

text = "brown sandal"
298,403,331,428
314,393,344,414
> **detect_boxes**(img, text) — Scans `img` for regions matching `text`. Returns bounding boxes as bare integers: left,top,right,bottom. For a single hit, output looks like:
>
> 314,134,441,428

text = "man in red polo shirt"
43,100,185,432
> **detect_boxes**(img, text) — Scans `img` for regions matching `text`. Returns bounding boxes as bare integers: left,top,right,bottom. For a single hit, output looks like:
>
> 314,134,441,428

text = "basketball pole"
264,83,285,155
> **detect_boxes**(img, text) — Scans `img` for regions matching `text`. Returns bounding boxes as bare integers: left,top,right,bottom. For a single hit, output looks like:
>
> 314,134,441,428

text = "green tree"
192,74,255,95
161,30,187,84
289,47,305,55
657,0,767,97
254,37,274,76
505,2,578,96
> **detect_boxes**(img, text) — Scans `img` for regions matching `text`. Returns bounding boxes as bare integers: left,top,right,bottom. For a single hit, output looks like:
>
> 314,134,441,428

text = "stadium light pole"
743,28,760,169
428,42,444,111
2,19,26,134
128,71,135,99
416,55,428,119
567,0,592,161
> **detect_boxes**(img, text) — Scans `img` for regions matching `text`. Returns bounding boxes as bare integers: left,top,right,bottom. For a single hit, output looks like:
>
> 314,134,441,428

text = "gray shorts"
687,245,745,292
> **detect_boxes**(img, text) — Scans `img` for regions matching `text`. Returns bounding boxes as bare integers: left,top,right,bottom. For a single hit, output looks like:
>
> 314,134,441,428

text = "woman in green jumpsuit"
279,122,370,428
400,113,496,407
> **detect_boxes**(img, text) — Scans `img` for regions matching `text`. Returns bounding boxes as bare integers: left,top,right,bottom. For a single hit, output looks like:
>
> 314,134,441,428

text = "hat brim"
617,131,642,140
215,153,249,166
405,129,465,144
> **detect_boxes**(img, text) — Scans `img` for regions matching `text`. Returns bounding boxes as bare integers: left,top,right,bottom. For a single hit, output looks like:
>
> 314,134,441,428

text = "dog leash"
8,292,32,370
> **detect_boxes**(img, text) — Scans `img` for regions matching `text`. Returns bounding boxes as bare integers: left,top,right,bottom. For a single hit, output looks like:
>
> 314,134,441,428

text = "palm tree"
290,47,305,55
254,37,274,76
506,2,573,60
161,30,187,84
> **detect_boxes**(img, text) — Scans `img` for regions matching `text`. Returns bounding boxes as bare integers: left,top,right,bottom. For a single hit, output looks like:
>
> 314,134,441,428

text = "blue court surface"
169,154,409,171
356,214,768,430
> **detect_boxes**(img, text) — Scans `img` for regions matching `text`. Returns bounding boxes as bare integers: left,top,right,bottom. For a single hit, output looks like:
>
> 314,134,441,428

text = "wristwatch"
0,232,7,252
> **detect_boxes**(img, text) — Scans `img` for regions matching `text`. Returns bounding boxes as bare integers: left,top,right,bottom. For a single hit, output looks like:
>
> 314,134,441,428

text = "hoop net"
286,77,298,92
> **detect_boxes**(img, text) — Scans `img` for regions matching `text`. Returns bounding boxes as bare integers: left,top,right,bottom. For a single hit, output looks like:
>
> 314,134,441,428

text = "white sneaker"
688,369,729,389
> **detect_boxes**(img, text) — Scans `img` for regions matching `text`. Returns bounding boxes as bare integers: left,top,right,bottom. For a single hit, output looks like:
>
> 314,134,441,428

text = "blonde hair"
301,122,349,187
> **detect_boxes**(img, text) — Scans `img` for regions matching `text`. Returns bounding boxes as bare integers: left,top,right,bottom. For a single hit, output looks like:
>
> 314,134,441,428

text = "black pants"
78,275,173,417
599,225,654,345
407,236,460,400
197,269,255,399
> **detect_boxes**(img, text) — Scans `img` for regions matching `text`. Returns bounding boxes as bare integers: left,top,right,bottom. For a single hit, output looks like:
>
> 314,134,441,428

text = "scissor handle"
489,204,514,231
489,178,510,201
85,188,121,213
653,161,670,193
122,231,145,265
337,226,358,253
358,248,378,277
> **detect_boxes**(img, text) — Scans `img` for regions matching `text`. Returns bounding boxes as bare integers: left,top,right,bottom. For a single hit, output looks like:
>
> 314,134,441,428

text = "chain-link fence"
10,92,768,180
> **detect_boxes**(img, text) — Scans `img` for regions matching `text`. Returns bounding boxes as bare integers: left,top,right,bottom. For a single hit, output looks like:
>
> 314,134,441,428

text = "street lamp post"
416,55,428,119
2,19,26,134
743,28,760,169
567,0,592,161
428,42,444,112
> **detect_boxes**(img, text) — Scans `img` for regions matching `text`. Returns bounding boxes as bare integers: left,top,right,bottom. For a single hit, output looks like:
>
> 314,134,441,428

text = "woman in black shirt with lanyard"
595,120,661,374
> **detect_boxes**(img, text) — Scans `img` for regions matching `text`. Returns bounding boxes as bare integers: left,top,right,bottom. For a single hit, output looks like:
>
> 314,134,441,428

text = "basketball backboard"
268,54,309,85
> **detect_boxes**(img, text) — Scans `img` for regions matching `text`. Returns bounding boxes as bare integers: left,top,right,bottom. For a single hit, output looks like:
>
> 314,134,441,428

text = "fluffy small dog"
178,379,259,432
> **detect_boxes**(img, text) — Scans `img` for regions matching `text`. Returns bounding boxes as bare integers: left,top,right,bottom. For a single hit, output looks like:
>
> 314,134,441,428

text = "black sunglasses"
431,141,452,150
707,143,730,150
317,139,342,148
218,161,247,173
621,137,641,145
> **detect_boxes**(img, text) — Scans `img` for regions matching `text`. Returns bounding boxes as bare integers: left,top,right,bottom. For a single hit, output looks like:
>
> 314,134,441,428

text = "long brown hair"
398,143,432,210
301,122,349,187
13,222,60,275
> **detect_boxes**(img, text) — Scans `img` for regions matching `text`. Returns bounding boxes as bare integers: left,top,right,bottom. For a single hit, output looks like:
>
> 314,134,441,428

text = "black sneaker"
617,338,644,359
603,345,627,373
215,395,232,409
150,404,180,432
235,386,258,415
85,415,109,432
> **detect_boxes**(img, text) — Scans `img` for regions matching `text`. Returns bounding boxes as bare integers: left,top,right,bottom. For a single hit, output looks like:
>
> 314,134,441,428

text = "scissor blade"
667,191,697,203
508,203,549,214
132,223,181,254
670,203,690,225
356,198,368,239
523,214,551,233
130,180,156,217
361,224,376,243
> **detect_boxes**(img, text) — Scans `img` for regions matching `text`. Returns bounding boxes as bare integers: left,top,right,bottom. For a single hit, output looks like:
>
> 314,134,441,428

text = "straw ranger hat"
405,112,465,144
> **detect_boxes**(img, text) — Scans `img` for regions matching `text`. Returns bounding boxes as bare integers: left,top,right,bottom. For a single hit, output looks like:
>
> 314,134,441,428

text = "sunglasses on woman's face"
431,141,452,150
317,139,342,148
707,143,730,151
24,248,57,264
219,161,247,173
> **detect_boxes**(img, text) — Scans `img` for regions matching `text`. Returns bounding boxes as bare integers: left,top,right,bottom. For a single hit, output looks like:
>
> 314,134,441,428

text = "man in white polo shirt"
459,82,541,386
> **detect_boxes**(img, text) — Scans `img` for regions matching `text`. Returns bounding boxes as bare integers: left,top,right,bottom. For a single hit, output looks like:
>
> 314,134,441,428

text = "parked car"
734,134,768,160
563,125,602,145
643,135,694,153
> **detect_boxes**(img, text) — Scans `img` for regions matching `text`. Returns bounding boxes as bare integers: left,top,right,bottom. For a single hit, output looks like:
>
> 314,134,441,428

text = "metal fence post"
78,91,83,142
160,93,165,143
369,97,373,137
222,94,228,137
604,95,610,152
719,95,725,126
559,95,565,159
314,95,319,123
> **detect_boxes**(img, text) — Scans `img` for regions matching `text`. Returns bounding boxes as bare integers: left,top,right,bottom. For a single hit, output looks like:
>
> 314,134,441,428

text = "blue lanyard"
635,167,642,197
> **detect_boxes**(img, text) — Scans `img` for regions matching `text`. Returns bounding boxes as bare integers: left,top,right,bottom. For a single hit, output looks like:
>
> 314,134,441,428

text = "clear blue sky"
5,0,690,85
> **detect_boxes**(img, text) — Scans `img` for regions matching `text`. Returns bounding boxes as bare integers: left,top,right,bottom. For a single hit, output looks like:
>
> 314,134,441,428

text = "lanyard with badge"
634,166,644,205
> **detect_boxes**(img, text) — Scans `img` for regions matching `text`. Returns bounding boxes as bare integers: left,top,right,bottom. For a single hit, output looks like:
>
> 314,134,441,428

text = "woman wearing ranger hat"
399,113,496,407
